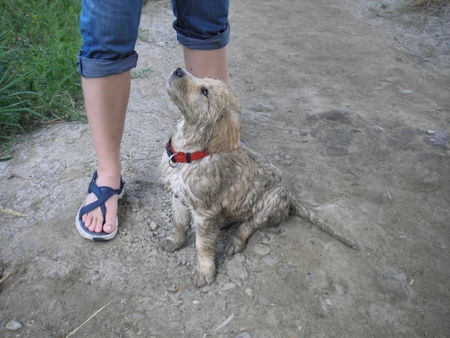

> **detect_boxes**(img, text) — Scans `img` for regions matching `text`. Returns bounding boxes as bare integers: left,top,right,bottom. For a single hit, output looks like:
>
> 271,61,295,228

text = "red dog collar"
166,138,209,165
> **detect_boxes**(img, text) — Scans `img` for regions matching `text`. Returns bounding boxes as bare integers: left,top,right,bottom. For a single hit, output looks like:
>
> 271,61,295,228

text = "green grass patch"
0,0,83,159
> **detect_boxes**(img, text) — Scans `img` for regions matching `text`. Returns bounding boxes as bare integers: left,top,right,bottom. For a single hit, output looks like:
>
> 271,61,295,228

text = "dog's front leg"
192,211,219,288
161,195,191,253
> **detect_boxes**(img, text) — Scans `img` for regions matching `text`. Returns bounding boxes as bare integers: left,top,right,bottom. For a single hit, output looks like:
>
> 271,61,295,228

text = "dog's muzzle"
173,67,184,78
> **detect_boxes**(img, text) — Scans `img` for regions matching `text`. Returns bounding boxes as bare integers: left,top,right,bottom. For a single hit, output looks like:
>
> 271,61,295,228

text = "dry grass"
414,0,448,9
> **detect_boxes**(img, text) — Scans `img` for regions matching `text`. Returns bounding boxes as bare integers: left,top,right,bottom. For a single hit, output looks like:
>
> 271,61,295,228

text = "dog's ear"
209,97,241,153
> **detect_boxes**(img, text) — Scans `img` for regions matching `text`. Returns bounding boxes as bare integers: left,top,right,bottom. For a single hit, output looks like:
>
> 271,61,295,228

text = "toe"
103,222,115,234
88,217,97,232
94,218,103,233
84,214,93,229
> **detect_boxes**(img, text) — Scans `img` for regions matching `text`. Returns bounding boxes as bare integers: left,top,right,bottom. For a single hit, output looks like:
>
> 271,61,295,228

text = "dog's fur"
160,69,358,287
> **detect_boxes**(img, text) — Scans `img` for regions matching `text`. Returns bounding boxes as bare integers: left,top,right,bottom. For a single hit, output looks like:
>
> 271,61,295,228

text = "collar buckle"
168,154,181,168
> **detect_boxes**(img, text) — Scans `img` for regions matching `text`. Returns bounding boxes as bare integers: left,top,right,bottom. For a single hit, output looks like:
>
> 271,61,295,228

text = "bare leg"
192,212,220,288
161,195,191,252
81,71,131,233
183,46,229,83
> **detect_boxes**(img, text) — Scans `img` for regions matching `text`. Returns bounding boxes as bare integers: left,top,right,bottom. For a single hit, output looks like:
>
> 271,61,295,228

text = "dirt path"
1,0,449,337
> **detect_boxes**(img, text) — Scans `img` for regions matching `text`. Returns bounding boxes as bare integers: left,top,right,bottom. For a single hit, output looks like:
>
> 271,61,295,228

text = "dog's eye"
200,87,209,97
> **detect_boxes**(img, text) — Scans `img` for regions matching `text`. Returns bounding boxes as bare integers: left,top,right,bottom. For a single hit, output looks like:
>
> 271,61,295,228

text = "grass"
0,0,83,160
131,67,154,79
414,0,448,9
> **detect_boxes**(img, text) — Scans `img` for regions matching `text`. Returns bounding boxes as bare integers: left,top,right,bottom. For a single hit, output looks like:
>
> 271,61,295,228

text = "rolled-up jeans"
77,0,230,78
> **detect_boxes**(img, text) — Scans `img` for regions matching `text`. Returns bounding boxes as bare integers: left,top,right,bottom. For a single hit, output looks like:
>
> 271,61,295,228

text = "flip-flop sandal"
75,171,125,241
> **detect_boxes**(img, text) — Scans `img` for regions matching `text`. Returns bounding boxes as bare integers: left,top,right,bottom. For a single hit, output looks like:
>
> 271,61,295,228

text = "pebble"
149,222,158,231
371,125,384,132
383,190,392,200
400,89,414,94
250,103,274,112
245,288,254,297
201,284,214,293
320,109,351,123
236,333,252,338
426,130,449,149
434,241,447,250
221,282,237,291
226,256,248,281
252,244,270,256
262,254,280,266
377,272,413,300
6,320,22,331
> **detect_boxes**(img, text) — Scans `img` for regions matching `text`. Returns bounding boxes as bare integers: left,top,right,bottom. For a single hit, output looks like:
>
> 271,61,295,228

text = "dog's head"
168,68,241,153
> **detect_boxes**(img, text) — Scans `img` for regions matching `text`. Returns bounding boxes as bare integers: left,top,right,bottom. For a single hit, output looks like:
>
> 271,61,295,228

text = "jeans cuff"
77,51,139,78
175,24,230,50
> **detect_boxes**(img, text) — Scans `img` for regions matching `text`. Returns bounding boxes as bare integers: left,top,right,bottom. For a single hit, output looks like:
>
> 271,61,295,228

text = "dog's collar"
166,137,209,166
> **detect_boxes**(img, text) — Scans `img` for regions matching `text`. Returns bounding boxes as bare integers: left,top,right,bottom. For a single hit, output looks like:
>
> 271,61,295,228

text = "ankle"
96,167,121,189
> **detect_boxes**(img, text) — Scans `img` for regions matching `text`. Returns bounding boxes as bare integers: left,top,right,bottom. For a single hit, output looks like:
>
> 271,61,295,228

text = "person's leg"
172,0,230,83
183,46,228,83
80,71,130,233
77,0,141,236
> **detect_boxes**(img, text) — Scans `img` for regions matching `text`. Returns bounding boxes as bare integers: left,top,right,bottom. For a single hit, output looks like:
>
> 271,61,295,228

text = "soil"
1,0,449,337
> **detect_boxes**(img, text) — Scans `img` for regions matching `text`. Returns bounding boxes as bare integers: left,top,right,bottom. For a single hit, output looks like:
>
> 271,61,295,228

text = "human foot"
76,171,124,241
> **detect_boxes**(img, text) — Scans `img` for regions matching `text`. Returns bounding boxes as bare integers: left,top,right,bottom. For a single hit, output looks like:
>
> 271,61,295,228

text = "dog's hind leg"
161,195,191,253
225,187,292,256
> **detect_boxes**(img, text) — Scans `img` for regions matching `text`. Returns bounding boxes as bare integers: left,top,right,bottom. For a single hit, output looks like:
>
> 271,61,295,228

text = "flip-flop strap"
79,172,124,221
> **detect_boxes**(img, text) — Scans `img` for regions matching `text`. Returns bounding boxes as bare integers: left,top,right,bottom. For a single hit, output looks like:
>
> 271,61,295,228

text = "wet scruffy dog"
160,68,358,288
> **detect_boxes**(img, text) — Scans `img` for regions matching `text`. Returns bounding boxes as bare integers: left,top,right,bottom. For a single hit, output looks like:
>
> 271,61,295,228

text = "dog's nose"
174,68,184,78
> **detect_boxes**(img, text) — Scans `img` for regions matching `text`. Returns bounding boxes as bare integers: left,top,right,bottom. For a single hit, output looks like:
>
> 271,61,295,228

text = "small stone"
226,258,248,281
192,300,200,305
262,254,280,266
426,130,435,135
149,222,158,231
377,272,414,300
400,89,414,94
434,241,447,250
371,125,384,132
252,244,270,256
236,333,251,338
6,320,22,331
221,282,236,291
422,175,439,186
320,109,351,123
201,284,214,293
245,288,254,297
383,191,392,200
250,103,274,112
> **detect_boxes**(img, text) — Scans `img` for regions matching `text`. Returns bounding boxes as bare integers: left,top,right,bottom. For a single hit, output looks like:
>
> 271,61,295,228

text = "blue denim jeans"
78,0,230,78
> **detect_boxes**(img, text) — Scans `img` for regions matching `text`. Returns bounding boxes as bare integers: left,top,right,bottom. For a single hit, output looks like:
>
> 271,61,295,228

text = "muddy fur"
160,68,358,287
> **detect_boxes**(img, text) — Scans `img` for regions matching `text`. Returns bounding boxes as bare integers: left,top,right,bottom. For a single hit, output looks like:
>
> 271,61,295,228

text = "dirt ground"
1,0,449,337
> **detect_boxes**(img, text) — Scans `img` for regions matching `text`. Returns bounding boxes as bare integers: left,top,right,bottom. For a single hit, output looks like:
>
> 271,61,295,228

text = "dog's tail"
289,198,360,251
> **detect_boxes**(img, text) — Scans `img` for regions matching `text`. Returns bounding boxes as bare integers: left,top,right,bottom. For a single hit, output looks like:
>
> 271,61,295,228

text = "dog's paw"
225,236,246,256
193,267,216,288
160,237,180,253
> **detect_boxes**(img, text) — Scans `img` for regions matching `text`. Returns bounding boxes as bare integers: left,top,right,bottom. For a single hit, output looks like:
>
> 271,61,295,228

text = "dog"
160,68,358,288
